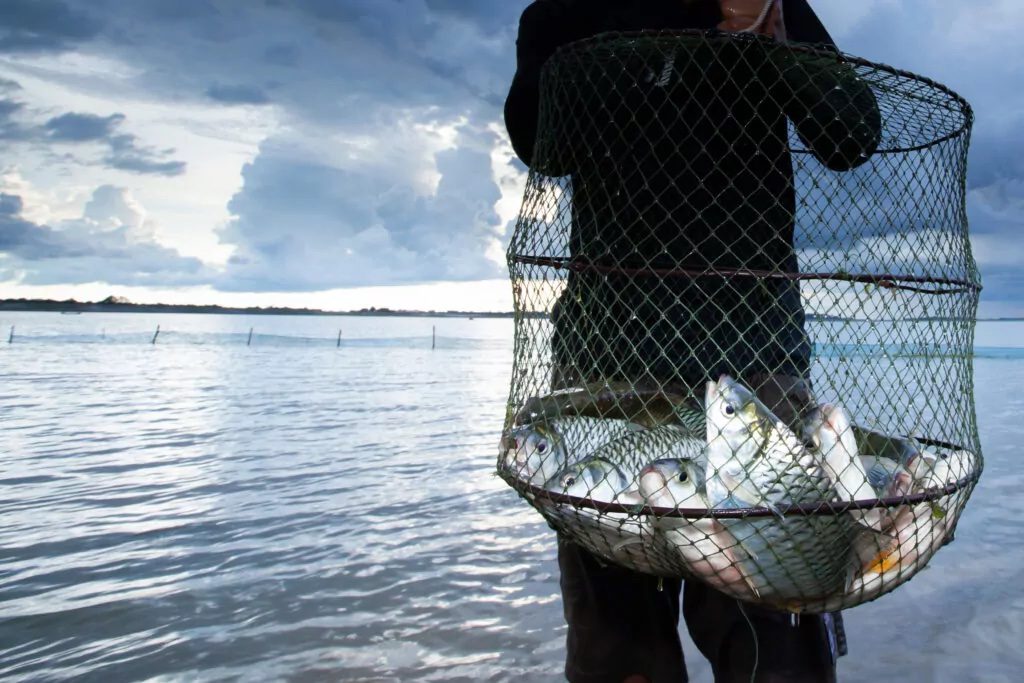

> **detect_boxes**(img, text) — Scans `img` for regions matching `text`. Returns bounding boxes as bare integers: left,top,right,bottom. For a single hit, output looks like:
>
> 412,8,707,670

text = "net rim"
508,256,982,295
543,28,974,155
500,443,981,520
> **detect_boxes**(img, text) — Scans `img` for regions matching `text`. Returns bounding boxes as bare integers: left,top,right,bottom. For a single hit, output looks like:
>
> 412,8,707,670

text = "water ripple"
0,314,1019,681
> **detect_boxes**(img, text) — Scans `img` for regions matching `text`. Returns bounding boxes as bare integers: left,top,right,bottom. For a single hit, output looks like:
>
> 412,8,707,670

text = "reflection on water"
0,313,1020,682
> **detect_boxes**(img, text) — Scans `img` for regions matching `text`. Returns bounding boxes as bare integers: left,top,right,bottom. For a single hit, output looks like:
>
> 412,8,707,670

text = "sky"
0,0,1021,315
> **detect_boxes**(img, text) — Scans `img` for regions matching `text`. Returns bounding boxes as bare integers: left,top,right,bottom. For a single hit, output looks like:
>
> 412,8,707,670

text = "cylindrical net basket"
498,31,981,614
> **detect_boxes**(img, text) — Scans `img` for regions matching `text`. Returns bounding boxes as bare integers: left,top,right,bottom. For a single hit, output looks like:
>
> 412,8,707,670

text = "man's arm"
778,0,882,171
504,1,574,167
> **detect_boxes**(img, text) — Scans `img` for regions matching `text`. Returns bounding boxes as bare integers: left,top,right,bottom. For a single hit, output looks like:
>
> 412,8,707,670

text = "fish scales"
706,376,865,605
726,421,859,602
588,424,707,481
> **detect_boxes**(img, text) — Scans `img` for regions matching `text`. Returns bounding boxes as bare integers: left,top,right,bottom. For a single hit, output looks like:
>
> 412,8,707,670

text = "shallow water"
0,312,1019,682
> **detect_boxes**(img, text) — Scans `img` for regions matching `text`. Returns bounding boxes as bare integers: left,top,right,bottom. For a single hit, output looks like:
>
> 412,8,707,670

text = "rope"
737,601,759,683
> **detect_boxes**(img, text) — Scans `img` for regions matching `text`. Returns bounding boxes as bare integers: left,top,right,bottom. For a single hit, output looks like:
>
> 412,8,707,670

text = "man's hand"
718,0,787,41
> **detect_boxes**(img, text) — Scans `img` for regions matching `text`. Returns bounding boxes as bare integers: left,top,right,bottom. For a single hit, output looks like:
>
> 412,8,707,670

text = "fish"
501,416,637,487
803,403,902,538
545,456,639,504
803,403,877,503
638,458,760,599
823,488,964,612
514,382,705,433
852,425,921,470
858,455,913,498
501,422,569,487
906,448,974,491
705,375,835,513
543,455,678,577
540,425,709,577
832,444,973,608
704,375,883,605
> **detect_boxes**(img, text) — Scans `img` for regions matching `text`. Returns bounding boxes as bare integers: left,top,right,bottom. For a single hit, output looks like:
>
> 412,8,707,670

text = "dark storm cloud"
0,80,30,140
44,112,124,141
105,134,187,176
5,109,188,176
205,83,271,105
0,99,25,118
0,0,102,53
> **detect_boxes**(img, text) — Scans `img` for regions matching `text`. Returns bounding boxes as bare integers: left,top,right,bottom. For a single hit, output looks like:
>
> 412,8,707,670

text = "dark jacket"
505,0,881,386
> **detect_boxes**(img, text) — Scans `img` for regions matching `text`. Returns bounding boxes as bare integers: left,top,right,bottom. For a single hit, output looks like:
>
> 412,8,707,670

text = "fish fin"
626,422,648,432
853,526,899,575
844,563,858,594
713,523,761,598
765,499,786,523
865,462,890,491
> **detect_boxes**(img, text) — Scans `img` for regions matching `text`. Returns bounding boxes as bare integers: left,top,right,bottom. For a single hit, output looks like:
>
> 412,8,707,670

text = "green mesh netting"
498,31,980,614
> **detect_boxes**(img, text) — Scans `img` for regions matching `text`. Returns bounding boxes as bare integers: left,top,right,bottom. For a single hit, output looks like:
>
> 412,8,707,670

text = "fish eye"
723,404,735,416
562,475,576,489
678,471,688,482
536,440,547,454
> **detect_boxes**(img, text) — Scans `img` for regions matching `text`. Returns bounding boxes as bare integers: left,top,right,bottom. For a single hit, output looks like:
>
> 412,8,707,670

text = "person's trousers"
559,537,838,683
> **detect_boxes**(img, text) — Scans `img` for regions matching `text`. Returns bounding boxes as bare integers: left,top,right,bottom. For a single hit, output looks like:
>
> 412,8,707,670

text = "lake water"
0,312,1021,682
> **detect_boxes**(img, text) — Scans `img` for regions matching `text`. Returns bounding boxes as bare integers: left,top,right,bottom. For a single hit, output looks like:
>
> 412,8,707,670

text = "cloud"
205,83,271,105
4,106,188,176
0,186,211,286
0,0,102,53
44,112,124,141
105,134,186,176
217,123,505,291
0,0,1020,312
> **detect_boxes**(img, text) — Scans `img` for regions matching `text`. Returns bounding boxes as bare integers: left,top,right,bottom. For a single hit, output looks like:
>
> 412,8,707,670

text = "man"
505,1,880,682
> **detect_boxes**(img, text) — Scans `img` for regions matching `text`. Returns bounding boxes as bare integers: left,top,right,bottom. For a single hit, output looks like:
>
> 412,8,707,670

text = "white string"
738,0,777,33
737,601,759,683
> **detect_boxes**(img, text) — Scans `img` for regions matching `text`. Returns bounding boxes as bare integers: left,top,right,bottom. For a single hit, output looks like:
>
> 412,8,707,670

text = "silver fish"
638,458,760,599
501,422,568,487
501,416,636,486
805,403,896,533
514,382,706,433
544,426,708,577
821,488,964,612
906,448,973,491
543,456,676,576
804,404,876,503
705,376,885,606
546,456,638,504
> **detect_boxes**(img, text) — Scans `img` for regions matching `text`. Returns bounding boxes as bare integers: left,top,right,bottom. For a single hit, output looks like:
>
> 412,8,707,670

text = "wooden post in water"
337,329,342,348
151,325,160,344
101,328,106,340
247,327,254,346
7,325,13,344
432,325,436,350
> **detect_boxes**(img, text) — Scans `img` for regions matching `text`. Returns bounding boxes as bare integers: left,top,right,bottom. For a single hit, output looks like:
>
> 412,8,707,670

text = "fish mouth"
500,433,519,452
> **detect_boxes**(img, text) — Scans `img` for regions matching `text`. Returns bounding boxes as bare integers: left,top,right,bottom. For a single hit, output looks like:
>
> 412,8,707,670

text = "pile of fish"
500,375,972,611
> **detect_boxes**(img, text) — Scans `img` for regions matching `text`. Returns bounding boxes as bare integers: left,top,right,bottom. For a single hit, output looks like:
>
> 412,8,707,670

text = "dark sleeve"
783,0,835,46
778,0,882,171
504,1,575,166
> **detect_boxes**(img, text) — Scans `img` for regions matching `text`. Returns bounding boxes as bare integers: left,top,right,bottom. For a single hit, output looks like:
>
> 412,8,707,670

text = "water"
0,312,1020,682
